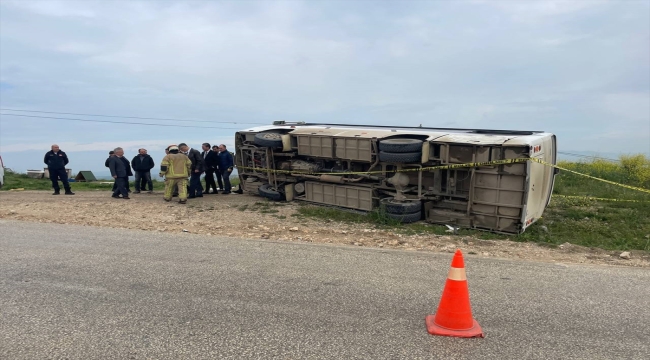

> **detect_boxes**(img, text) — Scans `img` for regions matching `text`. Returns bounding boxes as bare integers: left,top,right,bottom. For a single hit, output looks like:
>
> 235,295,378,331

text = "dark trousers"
204,169,218,193
135,171,153,191
49,169,70,191
219,169,232,192
215,168,225,190
113,178,130,192
189,172,203,197
113,177,129,197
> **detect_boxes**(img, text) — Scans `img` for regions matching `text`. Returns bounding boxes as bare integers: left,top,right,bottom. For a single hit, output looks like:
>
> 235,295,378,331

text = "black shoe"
52,190,60,195
172,193,179,197
123,197,131,200
65,190,75,195
148,190,154,194
234,188,243,194
112,195,120,198
196,194,203,198
188,195,196,199
222,191,231,194
134,191,141,194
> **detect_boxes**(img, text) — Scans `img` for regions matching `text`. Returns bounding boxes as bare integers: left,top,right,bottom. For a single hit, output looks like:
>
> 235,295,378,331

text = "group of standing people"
105,142,234,203
160,143,234,203
43,143,235,203
104,147,155,200
181,143,234,197
105,148,155,199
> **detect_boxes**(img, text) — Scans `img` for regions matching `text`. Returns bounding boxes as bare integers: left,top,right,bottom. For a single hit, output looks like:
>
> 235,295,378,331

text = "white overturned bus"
234,122,558,234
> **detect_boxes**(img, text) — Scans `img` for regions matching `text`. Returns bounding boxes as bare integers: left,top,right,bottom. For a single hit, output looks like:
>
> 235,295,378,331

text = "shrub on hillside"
557,154,649,188
620,154,650,188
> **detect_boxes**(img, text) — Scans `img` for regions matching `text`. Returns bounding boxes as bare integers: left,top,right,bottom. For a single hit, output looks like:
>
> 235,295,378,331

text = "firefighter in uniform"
159,145,192,203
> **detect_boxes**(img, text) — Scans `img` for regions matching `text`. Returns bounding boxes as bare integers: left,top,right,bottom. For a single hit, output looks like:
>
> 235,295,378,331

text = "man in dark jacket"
44,144,74,195
105,150,118,192
108,147,130,199
217,144,234,194
120,153,133,194
201,143,219,194
131,148,155,193
212,145,224,190
179,143,204,198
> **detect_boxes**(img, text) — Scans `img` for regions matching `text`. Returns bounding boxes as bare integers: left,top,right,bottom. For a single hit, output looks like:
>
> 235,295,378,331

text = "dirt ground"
1,190,648,268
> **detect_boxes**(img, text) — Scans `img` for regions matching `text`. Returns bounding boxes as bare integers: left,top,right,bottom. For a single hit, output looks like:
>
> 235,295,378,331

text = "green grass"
1,170,240,192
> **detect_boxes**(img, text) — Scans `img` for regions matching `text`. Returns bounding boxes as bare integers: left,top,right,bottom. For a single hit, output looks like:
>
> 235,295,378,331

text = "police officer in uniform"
44,144,74,195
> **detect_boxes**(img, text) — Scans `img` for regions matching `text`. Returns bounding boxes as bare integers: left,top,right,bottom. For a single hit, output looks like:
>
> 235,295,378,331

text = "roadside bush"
620,154,650,188
557,154,649,189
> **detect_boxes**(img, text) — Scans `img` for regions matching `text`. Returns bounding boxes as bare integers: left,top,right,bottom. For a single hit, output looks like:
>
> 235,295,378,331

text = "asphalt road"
1,220,649,360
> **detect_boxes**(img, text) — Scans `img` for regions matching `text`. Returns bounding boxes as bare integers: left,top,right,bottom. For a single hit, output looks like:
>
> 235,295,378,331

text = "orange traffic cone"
425,249,484,338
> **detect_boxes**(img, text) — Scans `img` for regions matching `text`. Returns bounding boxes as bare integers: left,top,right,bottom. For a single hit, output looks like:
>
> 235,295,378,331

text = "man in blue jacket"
217,144,234,194
43,144,74,195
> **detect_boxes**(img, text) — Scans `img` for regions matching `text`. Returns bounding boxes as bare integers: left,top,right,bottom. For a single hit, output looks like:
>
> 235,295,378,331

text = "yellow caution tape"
235,157,650,195
236,158,529,176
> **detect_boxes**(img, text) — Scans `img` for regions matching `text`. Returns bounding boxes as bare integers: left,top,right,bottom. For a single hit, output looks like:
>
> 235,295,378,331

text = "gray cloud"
1,0,648,173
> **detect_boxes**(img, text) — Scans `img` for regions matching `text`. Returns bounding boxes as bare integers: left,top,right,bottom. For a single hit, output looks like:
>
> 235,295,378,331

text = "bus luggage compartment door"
304,181,373,211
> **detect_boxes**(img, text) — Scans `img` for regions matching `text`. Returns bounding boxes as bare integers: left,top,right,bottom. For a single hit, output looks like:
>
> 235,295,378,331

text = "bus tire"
378,139,423,153
381,198,421,214
254,132,283,148
386,211,422,223
258,184,285,201
379,151,422,163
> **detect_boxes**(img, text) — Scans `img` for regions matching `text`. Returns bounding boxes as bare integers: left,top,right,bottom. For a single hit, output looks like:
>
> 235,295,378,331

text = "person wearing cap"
160,145,192,203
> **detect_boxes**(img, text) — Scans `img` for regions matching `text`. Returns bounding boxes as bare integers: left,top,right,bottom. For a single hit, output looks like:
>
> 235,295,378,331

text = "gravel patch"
1,190,648,267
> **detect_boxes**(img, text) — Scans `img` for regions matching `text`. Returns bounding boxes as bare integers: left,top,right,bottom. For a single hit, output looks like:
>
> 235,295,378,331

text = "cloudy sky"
0,0,648,173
